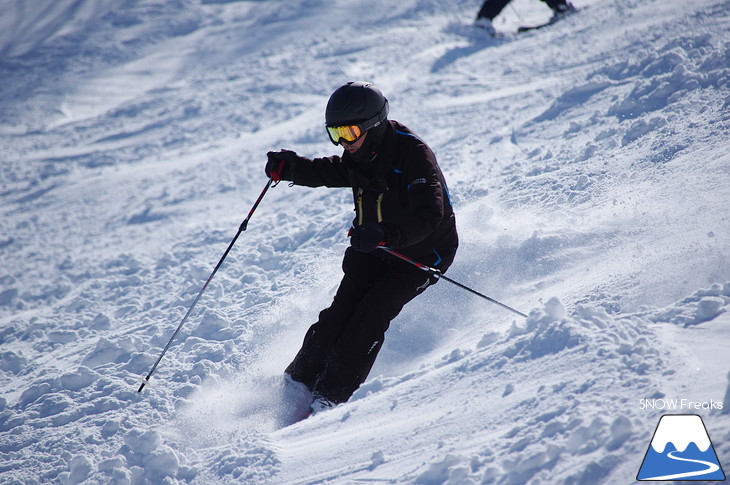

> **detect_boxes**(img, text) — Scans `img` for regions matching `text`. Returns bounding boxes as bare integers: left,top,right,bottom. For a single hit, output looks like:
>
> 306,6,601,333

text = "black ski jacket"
291,120,458,271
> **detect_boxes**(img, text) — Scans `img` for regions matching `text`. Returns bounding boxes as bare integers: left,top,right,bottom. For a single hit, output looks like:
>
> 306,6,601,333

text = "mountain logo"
637,414,726,481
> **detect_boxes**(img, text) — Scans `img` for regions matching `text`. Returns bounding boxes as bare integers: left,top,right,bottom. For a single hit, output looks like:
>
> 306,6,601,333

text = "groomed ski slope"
1,0,729,483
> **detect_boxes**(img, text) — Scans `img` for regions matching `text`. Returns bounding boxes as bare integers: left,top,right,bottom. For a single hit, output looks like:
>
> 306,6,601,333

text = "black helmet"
325,81,389,133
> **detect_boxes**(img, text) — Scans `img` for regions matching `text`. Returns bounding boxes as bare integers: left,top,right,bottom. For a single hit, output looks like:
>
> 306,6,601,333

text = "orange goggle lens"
326,124,363,145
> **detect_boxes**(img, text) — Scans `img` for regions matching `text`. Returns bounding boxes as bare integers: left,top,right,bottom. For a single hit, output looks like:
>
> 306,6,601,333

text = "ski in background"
473,3,580,37
517,4,580,33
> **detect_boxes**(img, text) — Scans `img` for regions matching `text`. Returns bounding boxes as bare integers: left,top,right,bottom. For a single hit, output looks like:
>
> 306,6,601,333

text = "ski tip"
517,23,549,33
517,7,579,33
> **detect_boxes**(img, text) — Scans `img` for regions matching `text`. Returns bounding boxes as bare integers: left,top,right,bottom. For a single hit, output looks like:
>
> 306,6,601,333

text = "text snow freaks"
640,399,723,411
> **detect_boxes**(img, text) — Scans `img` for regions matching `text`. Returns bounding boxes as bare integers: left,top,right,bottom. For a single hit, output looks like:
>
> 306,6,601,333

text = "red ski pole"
378,246,528,318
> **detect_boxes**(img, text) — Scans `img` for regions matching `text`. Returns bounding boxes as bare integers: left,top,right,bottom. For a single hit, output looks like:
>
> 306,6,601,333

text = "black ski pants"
285,247,434,404
477,0,569,20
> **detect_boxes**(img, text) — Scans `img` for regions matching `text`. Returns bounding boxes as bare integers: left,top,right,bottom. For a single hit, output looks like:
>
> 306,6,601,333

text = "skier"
265,81,458,414
475,0,576,35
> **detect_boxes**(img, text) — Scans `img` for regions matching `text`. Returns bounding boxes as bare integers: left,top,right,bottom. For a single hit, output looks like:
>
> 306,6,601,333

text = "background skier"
265,81,458,413
475,0,576,35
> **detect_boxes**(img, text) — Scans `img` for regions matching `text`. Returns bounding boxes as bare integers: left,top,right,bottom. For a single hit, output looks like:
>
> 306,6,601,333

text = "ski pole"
378,246,528,318
508,3,524,22
138,178,276,393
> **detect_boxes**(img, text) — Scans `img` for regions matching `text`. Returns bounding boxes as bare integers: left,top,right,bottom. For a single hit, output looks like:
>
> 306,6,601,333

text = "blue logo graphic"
638,414,726,481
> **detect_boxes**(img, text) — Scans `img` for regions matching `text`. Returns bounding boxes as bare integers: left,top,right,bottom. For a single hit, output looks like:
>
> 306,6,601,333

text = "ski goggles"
325,100,389,145
326,124,364,145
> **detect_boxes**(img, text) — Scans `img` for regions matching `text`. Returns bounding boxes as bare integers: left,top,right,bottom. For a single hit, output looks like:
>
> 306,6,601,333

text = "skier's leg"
541,0,576,14
285,249,383,390
477,0,512,20
312,263,434,403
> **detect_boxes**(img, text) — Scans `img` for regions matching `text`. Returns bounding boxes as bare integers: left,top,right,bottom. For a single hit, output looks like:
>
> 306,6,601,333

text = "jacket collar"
343,121,396,189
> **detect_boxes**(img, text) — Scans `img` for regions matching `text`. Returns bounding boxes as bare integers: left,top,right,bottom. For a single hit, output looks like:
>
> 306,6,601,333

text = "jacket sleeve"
385,146,447,249
292,155,351,188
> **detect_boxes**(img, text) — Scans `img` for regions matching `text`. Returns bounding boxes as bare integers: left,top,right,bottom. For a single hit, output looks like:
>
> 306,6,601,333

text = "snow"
1,0,729,483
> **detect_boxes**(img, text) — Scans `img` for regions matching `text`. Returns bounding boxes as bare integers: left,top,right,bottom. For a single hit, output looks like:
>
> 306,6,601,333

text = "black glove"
265,150,298,181
350,223,386,252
